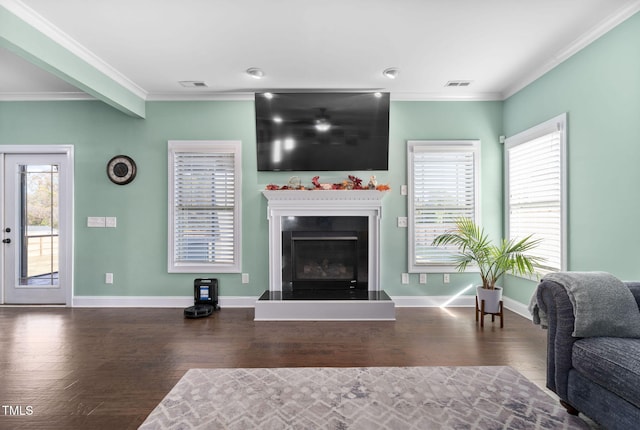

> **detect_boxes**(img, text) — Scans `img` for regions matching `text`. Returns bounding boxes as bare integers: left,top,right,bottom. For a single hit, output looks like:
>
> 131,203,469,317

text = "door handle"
2,238,10,244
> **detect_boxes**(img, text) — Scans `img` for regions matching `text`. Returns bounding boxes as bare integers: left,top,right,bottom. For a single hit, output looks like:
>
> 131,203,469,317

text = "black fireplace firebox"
292,232,358,288
281,216,368,299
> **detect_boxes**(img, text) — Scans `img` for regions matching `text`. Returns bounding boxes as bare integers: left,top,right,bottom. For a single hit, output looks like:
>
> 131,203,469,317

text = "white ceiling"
1,0,639,101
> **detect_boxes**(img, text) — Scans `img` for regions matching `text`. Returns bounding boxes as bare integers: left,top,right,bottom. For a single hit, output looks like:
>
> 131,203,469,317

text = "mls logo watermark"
2,405,33,416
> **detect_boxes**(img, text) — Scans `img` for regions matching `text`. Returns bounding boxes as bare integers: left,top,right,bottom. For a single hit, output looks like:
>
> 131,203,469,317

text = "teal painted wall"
503,11,640,302
3,8,637,303
385,101,503,296
0,99,503,298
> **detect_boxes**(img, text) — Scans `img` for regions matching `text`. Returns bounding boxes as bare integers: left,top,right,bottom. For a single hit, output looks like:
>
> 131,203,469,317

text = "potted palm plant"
432,218,543,313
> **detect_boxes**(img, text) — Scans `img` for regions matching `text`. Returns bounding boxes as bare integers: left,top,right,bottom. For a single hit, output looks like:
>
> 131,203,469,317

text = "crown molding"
0,90,510,103
0,0,148,100
145,92,255,101
502,0,640,99
390,92,503,102
143,91,504,102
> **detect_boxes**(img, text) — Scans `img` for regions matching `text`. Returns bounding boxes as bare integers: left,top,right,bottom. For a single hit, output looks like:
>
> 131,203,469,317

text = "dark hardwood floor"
0,306,549,429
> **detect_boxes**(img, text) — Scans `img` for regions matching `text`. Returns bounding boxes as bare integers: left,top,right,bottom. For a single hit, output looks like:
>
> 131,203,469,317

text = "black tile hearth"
258,290,392,301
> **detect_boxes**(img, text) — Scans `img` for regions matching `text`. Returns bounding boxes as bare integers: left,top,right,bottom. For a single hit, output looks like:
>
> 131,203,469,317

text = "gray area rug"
139,366,588,429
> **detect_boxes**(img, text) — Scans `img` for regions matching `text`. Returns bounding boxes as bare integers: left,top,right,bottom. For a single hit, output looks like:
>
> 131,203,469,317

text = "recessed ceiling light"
382,68,399,79
246,67,265,79
179,81,208,88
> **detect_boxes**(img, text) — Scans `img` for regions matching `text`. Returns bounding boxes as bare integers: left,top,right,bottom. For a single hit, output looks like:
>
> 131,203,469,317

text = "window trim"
167,140,242,273
407,140,481,273
504,113,567,275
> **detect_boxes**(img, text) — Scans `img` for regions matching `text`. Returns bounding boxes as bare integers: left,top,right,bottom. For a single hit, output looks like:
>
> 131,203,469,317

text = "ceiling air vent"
179,81,208,88
445,80,472,87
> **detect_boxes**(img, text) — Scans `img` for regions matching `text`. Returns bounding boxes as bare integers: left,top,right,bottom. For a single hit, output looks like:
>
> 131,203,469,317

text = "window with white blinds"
505,113,566,274
168,141,242,273
407,140,480,272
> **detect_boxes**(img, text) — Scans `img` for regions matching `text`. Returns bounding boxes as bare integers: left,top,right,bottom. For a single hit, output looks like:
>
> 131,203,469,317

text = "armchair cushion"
572,337,640,409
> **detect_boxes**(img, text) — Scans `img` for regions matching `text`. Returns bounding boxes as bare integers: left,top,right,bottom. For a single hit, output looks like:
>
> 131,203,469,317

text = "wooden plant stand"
476,296,504,328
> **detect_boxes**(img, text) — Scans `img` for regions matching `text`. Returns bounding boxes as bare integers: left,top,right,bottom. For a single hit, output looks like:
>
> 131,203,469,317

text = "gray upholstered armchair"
536,279,640,429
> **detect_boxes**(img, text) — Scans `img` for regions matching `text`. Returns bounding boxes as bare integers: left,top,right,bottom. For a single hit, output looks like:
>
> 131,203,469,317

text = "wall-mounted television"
255,92,390,171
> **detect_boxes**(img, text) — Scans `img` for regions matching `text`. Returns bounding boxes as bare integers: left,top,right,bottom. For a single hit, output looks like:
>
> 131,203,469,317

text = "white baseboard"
72,296,258,308
71,294,531,317
502,296,533,320
389,295,475,307
390,295,531,320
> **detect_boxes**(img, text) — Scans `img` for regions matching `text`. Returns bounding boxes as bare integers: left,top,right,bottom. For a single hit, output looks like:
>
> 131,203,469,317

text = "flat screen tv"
255,92,390,171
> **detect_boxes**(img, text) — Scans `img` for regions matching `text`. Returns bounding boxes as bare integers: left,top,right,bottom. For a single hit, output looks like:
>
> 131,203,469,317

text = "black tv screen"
255,92,390,171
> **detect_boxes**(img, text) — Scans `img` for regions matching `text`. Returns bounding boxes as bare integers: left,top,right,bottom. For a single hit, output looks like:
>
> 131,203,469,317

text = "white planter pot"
476,286,503,314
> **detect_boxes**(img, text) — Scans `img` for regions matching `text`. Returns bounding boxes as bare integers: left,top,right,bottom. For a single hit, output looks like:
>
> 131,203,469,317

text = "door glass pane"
20,164,59,286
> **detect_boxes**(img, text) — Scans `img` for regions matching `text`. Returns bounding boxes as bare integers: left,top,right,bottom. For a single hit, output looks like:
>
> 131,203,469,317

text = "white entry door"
2,152,72,304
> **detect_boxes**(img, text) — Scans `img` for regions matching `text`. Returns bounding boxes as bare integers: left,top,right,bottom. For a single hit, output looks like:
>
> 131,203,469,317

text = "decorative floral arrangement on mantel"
265,175,390,191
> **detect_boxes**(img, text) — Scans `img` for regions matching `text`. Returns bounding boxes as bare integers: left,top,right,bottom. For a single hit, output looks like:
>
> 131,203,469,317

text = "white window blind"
408,141,480,272
168,141,241,273
506,114,566,274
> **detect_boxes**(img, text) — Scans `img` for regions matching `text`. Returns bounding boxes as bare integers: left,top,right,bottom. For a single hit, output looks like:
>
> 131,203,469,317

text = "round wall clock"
107,155,137,185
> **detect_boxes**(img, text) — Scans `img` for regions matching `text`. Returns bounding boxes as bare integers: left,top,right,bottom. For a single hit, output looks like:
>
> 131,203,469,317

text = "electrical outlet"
242,273,250,284
105,273,113,284
419,273,427,284
401,273,409,284
105,217,117,228
443,273,450,283
397,217,408,228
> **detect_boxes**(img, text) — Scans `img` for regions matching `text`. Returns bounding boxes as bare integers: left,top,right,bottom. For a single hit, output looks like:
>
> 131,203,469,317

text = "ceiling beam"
0,4,146,118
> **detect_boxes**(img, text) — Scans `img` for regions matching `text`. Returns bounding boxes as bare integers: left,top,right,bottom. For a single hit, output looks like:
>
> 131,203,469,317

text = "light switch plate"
419,273,427,284
401,273,409,284
87,217,105,227
105,217,117,228
397,217,408,228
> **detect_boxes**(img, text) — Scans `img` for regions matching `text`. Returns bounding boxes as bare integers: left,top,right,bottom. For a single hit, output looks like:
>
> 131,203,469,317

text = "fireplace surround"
263,190,384,293
256,190,395,320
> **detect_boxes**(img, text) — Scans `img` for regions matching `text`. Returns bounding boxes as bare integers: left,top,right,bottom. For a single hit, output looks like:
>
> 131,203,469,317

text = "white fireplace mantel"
262,190,387,293
263,189,386,208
